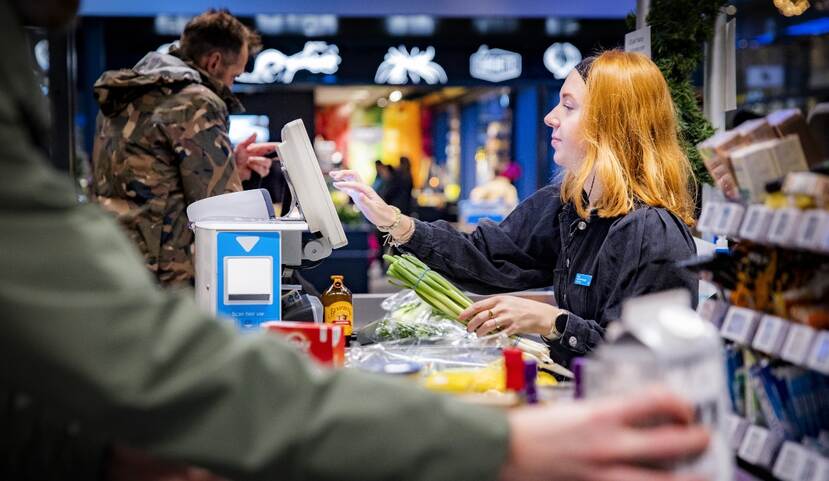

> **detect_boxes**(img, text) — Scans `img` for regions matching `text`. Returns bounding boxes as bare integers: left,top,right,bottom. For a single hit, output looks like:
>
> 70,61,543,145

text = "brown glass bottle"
322,275,353,344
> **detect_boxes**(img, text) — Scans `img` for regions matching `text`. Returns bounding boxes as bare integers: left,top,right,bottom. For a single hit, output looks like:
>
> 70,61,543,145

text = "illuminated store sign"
375,46,448,85
543,42,582,79
469,45,521,82
236,42,341,84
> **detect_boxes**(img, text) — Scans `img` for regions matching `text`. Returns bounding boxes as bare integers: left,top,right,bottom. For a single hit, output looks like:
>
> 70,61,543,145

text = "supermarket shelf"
726,415,829,481
697,201,829,256
699,300,829,376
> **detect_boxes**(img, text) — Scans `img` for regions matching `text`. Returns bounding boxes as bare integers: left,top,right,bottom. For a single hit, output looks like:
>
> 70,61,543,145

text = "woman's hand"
330,170,398,228
459,295,565,337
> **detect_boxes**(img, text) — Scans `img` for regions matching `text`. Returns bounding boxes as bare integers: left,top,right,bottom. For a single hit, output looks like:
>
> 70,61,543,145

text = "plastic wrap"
362,290,468,342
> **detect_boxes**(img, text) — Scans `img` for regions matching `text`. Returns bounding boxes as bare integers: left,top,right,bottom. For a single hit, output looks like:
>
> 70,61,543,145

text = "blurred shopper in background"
91,9,273,287
393,156,415,215
470,163,519,207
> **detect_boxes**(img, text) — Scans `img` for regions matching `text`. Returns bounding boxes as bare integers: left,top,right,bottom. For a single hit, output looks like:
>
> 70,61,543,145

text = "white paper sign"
721,306,760,345
625,26,652,58
752,315,790,356
725,413,750,451
739,204,774,243
768,208,803,247
773,442,807,481
795,210,829,251
806,331,829,375
738,425,771,465
738,425,782,468
781,324,818,366
697,201,721,234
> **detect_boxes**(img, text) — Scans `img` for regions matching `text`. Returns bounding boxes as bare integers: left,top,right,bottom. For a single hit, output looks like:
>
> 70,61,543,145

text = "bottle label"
325,301,353,336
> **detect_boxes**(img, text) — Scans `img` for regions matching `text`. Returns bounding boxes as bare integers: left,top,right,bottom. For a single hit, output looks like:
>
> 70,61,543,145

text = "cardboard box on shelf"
767,109,824,167
730,140,782,203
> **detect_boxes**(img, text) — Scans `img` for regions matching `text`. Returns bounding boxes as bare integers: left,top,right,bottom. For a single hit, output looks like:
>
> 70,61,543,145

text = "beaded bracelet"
377,206,402,233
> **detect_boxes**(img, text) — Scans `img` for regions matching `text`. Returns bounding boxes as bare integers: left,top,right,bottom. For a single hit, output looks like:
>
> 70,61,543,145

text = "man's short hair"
180,9,262,64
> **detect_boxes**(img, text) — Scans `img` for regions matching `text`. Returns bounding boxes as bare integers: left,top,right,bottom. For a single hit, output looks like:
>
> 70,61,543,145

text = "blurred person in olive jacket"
0,2,711,481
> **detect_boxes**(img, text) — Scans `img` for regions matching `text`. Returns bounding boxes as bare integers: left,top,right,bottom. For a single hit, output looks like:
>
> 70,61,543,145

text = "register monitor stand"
186,119,347,329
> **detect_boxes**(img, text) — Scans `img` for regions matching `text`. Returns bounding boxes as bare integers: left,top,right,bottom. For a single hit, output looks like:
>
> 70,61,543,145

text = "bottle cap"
503,348,524,391
523,358,538,404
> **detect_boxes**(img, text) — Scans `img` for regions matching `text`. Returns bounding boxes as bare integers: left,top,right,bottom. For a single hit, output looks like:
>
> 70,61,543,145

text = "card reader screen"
225,257,273,303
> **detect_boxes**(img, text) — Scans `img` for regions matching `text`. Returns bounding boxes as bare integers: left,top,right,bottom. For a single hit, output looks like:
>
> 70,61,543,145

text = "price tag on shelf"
797,452,825,481
698,299,730,328
721,306,760,345
767,208,803,247
819,214,829,255
738,424,782,468
773,442,808,481
725,413,750,451
697,201,721,234
752,315,790,356
781,323,818,366
714,202,745,237
739,204,774,243
794,210,828,251
806,330,829,375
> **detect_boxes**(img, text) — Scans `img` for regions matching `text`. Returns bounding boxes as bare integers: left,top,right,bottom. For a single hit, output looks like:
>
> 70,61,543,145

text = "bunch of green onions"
384,254,565,374
384,254,472,319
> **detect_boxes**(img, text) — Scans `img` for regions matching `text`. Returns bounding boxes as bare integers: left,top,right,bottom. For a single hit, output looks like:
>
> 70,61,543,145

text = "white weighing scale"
186,119,347,329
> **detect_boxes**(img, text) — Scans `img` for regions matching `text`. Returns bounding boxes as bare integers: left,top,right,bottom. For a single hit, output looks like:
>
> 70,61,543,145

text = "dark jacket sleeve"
402,185,562,294
548,207,698,365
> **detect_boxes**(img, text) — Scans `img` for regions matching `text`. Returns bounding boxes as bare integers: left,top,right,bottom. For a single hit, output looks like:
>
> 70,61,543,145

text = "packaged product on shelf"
734,118,778,143
698,130,743,200
783,172,829,206
768,135,809,176
767,109,824,167
580,290,733,481
730,140,783,203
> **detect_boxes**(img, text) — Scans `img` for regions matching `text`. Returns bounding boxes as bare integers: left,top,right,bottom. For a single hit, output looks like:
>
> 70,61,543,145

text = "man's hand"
500,389,711,481
234,134,275,181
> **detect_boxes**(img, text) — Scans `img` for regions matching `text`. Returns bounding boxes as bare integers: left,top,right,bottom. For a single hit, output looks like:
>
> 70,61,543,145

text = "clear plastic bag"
368,290,468,342
347,334,503,374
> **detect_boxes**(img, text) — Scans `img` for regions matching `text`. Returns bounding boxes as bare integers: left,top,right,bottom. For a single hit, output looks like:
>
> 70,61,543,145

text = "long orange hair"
560,50,696,226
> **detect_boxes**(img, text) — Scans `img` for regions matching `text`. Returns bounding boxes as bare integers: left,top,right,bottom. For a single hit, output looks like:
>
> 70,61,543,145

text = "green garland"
628,0,726,185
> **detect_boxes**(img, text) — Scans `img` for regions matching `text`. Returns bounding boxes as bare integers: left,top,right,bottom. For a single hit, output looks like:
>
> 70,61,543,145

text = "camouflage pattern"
92,50,244,286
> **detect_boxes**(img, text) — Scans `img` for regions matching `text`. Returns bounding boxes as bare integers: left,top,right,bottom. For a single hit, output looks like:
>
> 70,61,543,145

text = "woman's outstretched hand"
330,170,397,227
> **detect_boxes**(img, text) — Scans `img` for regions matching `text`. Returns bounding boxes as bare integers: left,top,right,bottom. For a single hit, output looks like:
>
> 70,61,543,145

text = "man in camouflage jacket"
92,10,271,287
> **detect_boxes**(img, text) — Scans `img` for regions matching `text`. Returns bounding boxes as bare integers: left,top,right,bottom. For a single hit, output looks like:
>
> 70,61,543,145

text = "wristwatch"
543,311,569,340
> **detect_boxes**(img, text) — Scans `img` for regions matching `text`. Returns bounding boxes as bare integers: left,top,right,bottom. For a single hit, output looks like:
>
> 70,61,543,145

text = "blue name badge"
574,273,593,287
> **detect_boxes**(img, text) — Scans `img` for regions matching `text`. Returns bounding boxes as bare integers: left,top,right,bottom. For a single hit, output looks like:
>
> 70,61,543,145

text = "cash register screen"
225,257,273,303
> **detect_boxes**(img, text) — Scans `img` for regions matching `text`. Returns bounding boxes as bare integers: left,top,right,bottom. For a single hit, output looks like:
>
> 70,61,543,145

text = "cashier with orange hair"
333,50,698,367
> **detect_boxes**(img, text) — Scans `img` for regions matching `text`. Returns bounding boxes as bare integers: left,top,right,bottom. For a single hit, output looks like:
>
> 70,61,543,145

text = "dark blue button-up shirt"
403,184,698,367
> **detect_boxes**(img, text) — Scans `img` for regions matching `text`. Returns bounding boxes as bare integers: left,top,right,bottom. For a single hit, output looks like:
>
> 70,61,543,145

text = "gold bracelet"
389,217,416,246
377,206,401,233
